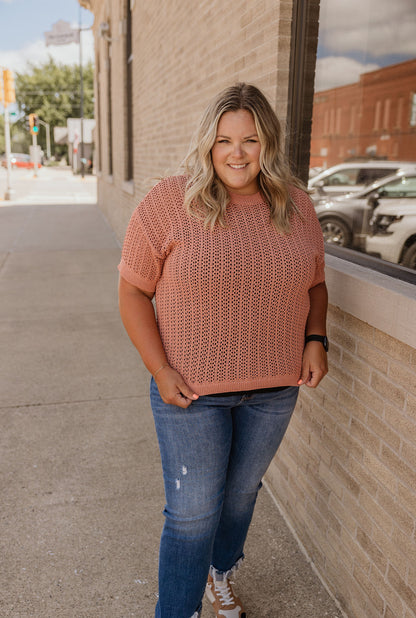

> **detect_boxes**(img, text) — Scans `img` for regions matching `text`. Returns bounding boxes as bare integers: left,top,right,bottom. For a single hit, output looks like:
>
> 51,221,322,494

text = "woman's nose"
232,143,244,156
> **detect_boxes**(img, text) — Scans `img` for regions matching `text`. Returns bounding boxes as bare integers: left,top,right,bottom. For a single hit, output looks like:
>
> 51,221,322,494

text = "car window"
377,176,416,198
357,168,398,185
323,168,359,186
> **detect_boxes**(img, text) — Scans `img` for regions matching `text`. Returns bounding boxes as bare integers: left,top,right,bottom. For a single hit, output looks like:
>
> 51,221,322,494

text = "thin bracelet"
153,363,169,378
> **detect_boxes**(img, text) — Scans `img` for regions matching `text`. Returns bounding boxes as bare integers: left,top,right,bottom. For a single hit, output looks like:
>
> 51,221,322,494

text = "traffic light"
29,113,39,136
2,69,15,105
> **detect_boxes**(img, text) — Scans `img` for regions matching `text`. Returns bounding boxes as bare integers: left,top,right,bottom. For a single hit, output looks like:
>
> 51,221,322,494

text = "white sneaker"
205,573,246,617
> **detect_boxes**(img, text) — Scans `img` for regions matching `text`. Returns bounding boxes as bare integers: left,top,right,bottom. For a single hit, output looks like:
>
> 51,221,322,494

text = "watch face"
323,336,329,351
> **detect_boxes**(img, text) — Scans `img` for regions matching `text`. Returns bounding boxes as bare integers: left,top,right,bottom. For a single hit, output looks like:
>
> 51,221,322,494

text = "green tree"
15,57,94,158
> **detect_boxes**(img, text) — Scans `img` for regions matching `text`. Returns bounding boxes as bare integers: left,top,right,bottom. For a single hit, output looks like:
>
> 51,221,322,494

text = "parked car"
0,153,41,169
308,160,412,202
366,201,416,270
314,167,416,249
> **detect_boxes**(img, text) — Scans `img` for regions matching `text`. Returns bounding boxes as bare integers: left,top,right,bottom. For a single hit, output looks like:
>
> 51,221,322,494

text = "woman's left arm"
298,281,329,388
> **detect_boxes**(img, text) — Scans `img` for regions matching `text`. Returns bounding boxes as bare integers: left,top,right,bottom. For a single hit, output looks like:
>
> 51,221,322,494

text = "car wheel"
402,243,416,269
320,218,352,247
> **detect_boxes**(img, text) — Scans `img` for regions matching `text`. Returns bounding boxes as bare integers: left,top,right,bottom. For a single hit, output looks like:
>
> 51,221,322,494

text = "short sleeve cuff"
117,261,157,296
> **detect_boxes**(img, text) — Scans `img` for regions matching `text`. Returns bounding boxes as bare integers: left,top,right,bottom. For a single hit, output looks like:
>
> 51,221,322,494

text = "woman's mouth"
228,163,248,169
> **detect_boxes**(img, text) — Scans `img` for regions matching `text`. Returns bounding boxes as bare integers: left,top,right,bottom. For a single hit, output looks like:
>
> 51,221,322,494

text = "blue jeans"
150,378,299,618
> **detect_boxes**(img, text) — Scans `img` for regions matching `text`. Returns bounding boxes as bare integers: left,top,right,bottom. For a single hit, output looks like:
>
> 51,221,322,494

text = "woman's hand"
297,341,328,388
155,365,199,408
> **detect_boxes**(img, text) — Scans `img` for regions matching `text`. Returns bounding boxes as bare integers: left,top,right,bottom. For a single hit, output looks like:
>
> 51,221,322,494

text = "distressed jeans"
150,378,299,618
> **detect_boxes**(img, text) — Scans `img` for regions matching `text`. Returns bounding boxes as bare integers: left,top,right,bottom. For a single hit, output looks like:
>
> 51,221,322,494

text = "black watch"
305,334,329,352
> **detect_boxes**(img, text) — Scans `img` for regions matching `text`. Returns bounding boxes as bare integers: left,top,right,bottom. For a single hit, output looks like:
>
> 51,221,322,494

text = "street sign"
44,20,80,46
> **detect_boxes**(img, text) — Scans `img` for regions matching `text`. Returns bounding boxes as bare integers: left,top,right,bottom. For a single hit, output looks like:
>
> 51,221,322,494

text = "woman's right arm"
118,275,199,408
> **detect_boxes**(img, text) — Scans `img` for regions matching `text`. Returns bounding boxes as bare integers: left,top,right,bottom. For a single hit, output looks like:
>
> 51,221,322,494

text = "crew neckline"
228,191,265,205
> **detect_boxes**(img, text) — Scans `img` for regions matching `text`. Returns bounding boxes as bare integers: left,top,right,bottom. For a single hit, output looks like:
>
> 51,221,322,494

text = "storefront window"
310,0,416,272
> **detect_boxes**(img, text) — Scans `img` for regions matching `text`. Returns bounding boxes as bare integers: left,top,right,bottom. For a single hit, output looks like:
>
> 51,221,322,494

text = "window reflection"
311,0,416,271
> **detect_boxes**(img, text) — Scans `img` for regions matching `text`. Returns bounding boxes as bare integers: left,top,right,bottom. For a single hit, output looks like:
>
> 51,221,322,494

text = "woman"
118,83,328,618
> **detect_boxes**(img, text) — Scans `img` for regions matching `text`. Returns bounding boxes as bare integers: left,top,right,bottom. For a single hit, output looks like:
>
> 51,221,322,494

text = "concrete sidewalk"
0,199,344,617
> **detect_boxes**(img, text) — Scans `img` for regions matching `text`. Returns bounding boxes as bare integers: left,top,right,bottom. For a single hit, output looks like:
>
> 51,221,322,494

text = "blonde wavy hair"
182,83,306,232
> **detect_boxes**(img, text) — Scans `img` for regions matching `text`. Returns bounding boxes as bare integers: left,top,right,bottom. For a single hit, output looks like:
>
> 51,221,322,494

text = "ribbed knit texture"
118,175,325,395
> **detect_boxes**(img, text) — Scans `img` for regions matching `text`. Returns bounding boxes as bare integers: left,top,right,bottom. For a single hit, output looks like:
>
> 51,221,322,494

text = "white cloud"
315,56,380,92
0,28,94,74
319,0,416,57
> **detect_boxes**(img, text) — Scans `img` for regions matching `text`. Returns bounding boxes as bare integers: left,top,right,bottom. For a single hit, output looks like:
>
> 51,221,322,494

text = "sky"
315,0,416,91
0,0,94,74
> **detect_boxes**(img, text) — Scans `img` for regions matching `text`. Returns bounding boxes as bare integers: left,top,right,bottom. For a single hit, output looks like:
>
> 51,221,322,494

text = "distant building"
310,58,416,168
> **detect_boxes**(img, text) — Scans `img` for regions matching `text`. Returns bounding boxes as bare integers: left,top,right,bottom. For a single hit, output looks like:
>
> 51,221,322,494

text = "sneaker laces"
214,578,235,606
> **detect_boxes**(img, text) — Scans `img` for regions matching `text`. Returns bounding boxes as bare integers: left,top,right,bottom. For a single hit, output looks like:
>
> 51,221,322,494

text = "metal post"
32,133,38,178
38,119,51,160
79,6,85,179
3,105,15,200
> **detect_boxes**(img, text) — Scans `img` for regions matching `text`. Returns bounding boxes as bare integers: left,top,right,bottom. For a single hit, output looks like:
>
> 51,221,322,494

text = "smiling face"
211,109,261,195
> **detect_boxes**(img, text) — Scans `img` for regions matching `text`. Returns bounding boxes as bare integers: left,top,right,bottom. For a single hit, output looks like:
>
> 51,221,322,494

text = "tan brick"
397,481,416,522
327,303,345,326
354,379,385,414
370,372,406,408
329,323,357,353
362,450,398,494
343,349,372,384
328,341,342,364
372,525,410,581
321,374,339,398
373,328,413,363
348,499,375,542
356,339,389,373
344,313,375,344
390,527,416,568
340,527,371,573
337,386,368,422
366,409,401,453
347,455,379,496
405,392,416,415
389,360,416,396
331,458,360,498
350,417,381,455
356,527,388,576
387,565,416,614
328,491,357,534
401,439,416,472
377,485,414,536
353,564,385,615
319,460,343,500
335,425,364,461
370,563,406,618
329,362,354,391
381,444,416,489
359,488,393,536
385,400,416,443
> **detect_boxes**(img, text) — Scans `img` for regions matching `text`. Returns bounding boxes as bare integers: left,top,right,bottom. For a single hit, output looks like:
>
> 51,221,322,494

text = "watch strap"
305,334,329,351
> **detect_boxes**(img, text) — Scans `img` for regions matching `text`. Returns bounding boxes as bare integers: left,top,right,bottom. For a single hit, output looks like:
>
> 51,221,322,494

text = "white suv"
366,185,416,270
309,160,411,201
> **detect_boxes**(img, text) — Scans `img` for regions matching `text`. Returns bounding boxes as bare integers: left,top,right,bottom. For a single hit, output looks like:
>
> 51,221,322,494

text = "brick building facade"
310,59,416,169
80,2,416,616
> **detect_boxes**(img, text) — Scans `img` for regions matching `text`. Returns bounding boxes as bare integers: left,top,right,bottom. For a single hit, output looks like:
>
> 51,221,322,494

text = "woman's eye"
217,139,229,144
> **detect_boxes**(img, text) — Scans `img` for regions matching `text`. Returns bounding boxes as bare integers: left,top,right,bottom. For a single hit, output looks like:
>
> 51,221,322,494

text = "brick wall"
267,301,416,618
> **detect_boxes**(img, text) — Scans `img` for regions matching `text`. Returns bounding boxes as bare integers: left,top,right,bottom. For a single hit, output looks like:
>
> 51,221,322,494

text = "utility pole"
79,5,85,179
1,68,16,200
29,113,40,178
38,118,51,160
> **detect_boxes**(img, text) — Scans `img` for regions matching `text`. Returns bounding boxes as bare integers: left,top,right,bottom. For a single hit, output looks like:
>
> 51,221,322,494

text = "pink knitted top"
118,175,325,395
